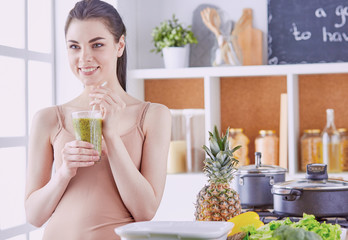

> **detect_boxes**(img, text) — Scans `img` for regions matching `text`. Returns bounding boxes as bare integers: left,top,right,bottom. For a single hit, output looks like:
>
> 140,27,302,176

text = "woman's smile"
79,66,100,76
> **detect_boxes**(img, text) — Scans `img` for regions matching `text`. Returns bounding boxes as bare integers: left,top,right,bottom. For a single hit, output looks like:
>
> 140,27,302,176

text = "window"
0,0,55,239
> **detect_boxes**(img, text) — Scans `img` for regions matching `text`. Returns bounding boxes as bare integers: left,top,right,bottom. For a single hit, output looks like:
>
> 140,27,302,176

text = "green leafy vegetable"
273,225,321,240
241,213,342,240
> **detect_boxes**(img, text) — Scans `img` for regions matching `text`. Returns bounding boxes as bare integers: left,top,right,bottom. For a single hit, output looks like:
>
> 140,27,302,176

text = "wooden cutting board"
234,9,263,65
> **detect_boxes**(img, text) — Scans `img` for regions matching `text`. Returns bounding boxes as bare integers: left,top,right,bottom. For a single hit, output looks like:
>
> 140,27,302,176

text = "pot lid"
272,178,348,191
237,152,286,174
237,164,287,174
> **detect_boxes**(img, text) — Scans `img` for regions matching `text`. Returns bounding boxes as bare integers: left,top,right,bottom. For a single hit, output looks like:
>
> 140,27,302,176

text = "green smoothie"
72,111,103,158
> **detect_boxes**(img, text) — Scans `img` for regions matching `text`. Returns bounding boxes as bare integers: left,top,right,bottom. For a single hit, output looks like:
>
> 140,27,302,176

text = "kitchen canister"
228,128,249,166
338,128,348,171
167,109,205,173
255,130,279,166
300,129,322,171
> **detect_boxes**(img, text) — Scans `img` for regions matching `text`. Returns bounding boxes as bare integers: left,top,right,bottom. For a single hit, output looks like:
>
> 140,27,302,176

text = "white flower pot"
162,45,190,69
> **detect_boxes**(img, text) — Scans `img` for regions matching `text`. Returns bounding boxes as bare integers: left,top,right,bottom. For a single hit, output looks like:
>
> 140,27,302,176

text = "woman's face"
65,18,123,87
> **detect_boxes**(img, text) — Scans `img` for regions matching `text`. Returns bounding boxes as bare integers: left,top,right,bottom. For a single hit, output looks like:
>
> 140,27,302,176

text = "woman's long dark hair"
65,0,127,91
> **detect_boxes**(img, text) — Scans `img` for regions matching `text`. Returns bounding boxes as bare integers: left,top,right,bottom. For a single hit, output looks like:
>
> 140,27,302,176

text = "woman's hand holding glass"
60,140,100,179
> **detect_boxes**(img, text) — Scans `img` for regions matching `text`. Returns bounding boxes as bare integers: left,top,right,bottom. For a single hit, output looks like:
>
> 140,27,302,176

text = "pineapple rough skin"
195,126,242,221
195,183,241,221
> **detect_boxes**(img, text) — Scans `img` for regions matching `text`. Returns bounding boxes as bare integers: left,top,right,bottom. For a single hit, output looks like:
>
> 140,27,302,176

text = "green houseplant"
151,14,198,68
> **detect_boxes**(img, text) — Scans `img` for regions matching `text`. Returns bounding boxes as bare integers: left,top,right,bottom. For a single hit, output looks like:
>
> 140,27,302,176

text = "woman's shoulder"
33,106,58,119
31,106,59,131
146,102,170,117
144,102,171,128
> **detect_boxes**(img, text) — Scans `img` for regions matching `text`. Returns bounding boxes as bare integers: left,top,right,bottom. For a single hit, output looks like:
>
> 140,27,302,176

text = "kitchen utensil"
234,152,286,208
200,7,232,65
232,8,263,65
200,8,221,41
115,221,234,240
272,163,348,217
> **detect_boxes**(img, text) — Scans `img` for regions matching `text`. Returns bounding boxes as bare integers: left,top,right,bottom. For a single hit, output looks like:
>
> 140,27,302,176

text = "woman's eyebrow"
89,37,105,43
67,40,79,43
67,37,105,44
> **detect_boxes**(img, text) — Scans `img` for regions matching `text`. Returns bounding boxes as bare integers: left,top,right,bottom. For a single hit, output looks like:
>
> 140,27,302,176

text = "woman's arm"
105,103,171,221
25,107,99,227
25,108,69,227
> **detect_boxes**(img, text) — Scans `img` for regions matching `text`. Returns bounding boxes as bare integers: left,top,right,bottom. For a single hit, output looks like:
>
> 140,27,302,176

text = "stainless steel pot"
272,164,348,217
234,152,286,208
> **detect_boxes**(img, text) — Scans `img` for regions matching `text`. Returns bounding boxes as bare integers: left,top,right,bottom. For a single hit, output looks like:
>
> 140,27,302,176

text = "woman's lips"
79,66,99,75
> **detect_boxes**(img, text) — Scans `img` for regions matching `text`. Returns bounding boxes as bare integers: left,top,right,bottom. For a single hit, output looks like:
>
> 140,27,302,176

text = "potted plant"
151,14,198,68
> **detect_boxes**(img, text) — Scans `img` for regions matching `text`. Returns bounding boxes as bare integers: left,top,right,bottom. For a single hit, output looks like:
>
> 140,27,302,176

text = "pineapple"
195,126,242,221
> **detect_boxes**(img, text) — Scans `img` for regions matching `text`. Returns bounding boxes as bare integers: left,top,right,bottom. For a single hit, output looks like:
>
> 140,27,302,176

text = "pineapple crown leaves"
202,126,241,183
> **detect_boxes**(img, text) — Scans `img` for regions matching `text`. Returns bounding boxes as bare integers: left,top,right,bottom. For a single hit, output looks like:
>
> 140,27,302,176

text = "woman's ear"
117,35,125,57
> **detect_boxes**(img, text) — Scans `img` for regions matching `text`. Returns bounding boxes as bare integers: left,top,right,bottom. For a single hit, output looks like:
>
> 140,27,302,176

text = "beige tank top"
43,102,150,240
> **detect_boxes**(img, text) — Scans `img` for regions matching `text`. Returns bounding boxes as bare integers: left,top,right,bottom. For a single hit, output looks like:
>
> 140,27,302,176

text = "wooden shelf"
129,62,348,79
128,62,348,175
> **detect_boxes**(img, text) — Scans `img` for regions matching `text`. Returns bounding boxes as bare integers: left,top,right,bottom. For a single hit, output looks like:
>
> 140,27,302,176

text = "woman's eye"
69,44,80,49
93,43,103,48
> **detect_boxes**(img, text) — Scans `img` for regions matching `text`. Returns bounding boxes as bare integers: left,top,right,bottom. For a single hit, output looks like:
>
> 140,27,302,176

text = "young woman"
25,0,171,239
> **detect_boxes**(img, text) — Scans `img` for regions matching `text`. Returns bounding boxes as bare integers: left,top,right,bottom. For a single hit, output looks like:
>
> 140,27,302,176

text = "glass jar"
228,128,249,166
338,128,348,171
300,129,322,171
321,109,341,173
255,130,279,165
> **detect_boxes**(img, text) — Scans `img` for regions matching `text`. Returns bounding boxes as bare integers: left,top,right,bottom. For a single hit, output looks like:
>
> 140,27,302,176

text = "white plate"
115,221,234,240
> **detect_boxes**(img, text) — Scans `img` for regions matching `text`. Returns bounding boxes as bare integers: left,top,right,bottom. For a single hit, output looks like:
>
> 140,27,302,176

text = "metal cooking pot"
234,152,287,208
272,164,348,217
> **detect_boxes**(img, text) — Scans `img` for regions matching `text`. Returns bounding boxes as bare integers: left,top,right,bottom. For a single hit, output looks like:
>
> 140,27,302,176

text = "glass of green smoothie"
72,110,103,160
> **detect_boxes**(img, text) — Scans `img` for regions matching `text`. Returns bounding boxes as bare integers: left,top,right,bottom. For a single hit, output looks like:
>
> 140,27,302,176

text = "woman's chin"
82,79,102,87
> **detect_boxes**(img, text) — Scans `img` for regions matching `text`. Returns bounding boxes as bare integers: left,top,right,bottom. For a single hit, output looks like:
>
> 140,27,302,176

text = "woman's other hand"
60,140,100,179
89,86,126,138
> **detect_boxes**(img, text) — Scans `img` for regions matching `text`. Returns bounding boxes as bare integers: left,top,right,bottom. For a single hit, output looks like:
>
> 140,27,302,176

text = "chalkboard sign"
268,0,348,64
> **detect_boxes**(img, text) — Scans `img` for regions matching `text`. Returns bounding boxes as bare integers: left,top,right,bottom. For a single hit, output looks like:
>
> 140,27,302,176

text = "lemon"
227,211,264,236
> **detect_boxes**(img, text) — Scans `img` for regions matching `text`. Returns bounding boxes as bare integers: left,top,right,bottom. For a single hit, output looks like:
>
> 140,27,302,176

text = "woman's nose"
79,48,93,63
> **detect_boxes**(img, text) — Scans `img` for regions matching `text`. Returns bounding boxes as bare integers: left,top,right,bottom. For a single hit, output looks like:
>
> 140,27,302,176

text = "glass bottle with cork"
321,109,342,173
300,129,322,171
228,128,249,166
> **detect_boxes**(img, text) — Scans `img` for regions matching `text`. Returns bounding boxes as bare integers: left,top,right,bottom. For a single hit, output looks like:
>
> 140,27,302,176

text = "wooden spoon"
201,8,231,64
200,7,221,38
